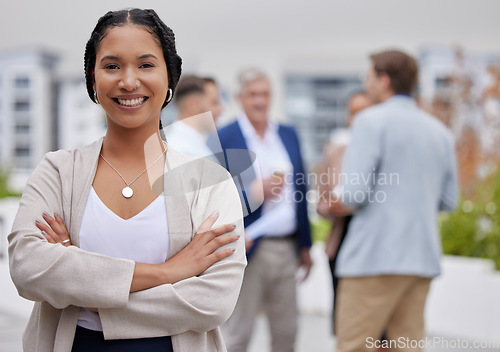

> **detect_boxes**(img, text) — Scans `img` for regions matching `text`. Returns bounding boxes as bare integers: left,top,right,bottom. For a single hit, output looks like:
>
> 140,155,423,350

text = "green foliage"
440,168,500,269
0,168,21,198
310,216,332,243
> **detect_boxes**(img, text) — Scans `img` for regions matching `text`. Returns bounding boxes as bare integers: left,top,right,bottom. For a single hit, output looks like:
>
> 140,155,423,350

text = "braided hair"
83,9,183,136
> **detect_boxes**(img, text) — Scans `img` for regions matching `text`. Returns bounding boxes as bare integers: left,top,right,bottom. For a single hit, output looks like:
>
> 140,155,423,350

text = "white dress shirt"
238,114,297,239
165,120,218,163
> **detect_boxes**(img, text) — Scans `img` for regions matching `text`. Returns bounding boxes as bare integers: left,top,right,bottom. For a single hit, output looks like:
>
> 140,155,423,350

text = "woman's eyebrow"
99,54,158,63
100,55,119,62
138,54,158,60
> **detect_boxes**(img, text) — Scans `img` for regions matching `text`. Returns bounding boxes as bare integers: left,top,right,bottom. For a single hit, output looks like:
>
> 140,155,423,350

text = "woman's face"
94,24,169,131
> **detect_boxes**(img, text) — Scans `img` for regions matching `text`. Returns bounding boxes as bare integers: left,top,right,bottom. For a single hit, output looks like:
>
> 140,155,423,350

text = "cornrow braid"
84,10,115,104
159,119,166,141
144,9,182,108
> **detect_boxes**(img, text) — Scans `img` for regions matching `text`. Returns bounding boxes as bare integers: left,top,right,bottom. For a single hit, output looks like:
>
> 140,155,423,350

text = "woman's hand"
36,213,101,311
160,212,239,284
131,212,239,292
36,212,72,246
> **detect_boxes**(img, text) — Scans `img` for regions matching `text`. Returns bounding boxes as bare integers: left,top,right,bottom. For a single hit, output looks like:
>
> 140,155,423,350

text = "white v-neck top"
77,187,169,331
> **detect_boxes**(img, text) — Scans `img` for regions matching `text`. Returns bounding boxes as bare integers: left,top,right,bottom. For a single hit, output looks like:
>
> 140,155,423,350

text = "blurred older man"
218,68,312,352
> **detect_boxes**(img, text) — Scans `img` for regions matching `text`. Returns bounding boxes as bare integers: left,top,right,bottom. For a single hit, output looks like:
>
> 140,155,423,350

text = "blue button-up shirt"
336,95,459,278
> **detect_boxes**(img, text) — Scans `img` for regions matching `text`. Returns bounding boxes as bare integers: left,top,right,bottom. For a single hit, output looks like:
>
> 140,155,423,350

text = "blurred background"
1,0,500,351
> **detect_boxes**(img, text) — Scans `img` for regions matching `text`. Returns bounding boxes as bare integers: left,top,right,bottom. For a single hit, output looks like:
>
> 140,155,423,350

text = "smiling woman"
8,8,246,352
94,25,169,129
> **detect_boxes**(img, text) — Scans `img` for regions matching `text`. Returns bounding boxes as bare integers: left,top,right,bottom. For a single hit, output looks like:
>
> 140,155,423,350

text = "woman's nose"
119,68,139,91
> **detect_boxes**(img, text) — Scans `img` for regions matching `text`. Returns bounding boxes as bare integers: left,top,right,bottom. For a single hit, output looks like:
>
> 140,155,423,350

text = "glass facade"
285,74,362,167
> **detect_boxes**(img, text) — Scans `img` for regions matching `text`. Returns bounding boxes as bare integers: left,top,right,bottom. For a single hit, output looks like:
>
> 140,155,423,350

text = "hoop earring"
93,89,99,104
165,88,173,103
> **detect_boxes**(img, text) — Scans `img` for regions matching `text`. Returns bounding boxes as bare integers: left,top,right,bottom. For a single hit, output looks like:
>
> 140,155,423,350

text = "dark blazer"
215,120,312,260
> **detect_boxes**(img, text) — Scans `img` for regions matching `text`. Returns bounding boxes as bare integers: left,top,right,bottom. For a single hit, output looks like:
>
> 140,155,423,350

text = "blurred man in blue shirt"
329,50,459,352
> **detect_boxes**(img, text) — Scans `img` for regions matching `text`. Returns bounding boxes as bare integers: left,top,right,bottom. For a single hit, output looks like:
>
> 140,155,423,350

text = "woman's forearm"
131,223,238,292
131,263,166,292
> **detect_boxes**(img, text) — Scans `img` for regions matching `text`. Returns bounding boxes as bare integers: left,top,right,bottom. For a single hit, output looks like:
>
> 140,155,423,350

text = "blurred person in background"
328,50,459,352
218,67,312,352
316,91,372,335
203,76,223,122
165,74,219,162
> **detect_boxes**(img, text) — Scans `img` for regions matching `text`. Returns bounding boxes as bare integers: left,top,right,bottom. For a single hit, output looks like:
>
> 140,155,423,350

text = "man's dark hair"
174,75,206,104
84,8,182,109
370,50,418,95
202,77,217,85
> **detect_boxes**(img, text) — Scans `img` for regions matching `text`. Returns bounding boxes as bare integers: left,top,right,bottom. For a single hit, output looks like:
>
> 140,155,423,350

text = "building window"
15,123,30,133
14,146,30,157
14,100,30,111
286,74,362,166
14,77,30,88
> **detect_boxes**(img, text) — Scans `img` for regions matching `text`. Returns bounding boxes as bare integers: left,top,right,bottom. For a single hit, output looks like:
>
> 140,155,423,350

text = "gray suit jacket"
337,96,458,278
8,138,246,351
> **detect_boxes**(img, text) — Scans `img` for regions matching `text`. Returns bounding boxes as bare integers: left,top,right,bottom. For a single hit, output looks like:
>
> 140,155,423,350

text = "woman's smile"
113,94,150,109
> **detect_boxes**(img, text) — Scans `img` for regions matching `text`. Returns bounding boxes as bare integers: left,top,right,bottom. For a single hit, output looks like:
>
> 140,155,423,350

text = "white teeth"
117,97,146,107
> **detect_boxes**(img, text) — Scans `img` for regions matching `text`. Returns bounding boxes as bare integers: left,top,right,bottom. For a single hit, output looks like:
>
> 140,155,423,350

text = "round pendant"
122,186,133,198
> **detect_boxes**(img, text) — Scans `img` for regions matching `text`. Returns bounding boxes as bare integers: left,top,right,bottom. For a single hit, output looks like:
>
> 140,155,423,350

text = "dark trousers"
72,325,173,352
329,215,351,335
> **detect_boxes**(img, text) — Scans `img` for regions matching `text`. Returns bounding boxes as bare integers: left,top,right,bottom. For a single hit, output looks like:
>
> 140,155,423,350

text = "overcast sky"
2,0,499,75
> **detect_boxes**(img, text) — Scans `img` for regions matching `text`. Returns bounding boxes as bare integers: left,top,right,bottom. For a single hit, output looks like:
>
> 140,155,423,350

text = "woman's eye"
140,63,155,69
104,64,119,70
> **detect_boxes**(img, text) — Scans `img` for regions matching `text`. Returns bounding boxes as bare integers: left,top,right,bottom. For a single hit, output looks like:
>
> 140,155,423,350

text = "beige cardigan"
8,138,246,352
